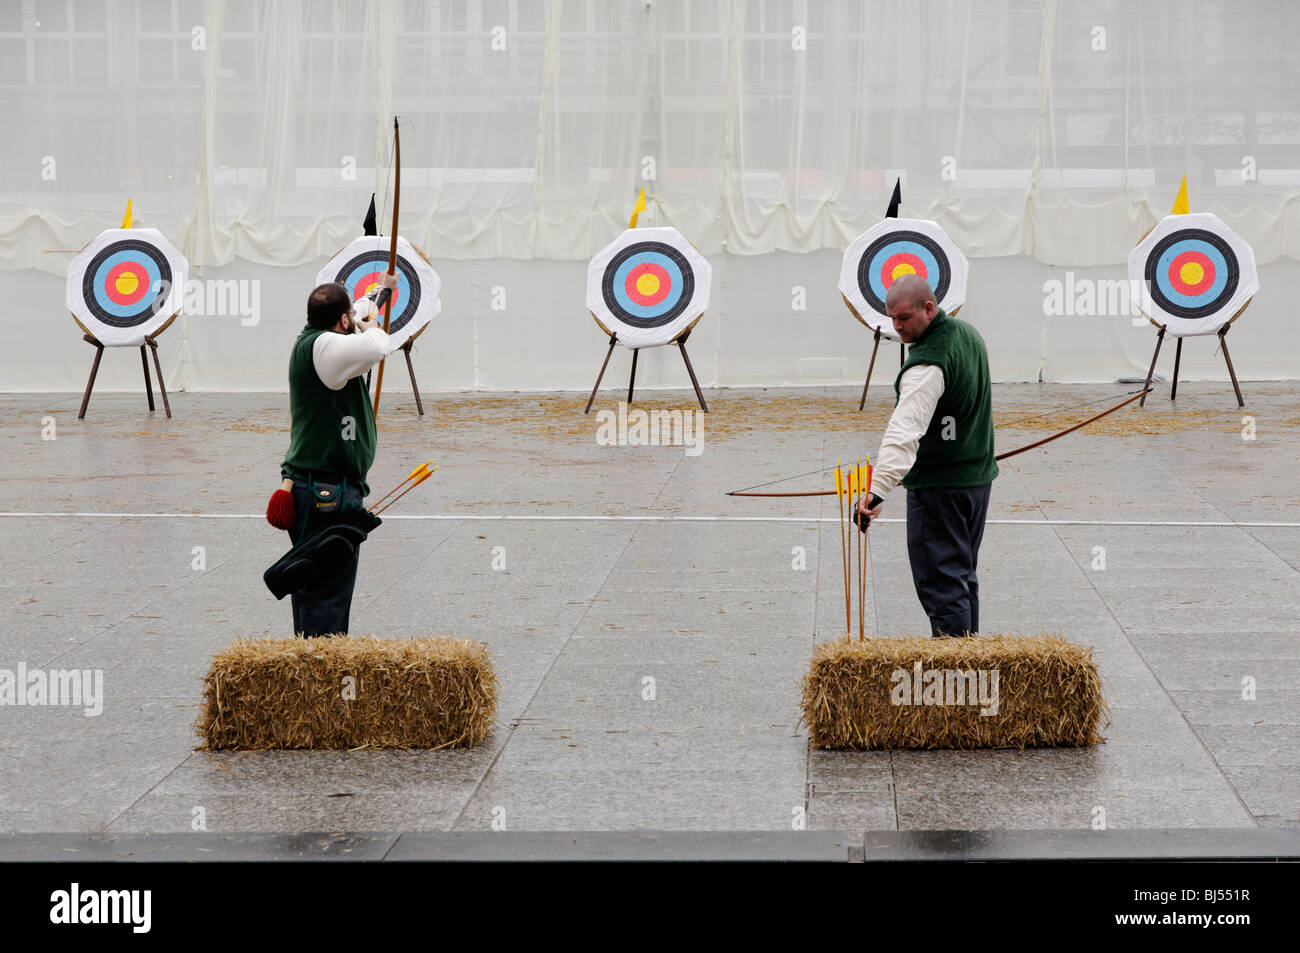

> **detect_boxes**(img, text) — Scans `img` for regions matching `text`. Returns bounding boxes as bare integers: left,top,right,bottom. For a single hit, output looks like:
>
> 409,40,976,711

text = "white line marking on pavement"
0,513,1297,527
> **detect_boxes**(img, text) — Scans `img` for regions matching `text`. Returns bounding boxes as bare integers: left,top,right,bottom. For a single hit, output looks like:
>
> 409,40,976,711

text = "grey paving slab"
1220,767,1300,826
1246,527,1300,571
889,744,1231,793
806,750,896,793
897,790,1255,830
1128,631,1300,659
107,791,466,832
518,690,800,732
454,767,806,831
806,793,899,831
1167,691,1300,726
1142,659,1300,693
1191,725,1300,766
483,724,806,773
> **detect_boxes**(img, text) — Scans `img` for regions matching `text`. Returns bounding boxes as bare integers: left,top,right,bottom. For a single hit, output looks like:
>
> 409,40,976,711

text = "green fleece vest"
893,309,998,490
281,326,376,496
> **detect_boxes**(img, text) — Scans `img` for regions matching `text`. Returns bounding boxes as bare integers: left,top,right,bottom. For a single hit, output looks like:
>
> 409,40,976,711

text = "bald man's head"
885,274,936,312
885,274,939,343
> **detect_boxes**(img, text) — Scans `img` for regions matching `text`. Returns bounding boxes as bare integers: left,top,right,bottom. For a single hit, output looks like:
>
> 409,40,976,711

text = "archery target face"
317,236,441,350
65,228,187,347
1128,212,1258,336
838,218,968,339
587,227,712,348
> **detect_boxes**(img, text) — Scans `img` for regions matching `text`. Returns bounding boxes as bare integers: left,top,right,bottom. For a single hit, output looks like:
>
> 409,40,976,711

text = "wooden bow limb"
726,389,1152,498
990,389,1151,462
372,117,400,418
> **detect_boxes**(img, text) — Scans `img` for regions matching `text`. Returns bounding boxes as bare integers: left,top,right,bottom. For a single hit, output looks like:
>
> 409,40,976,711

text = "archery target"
1128,212,1258,337
65,228,187,347
317,236,441,351
586,226,712,348
838,218,968,340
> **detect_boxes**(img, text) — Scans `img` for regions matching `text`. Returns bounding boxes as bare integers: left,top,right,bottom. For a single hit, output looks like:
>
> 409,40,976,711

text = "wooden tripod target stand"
857,328,907,411
368,327,429,416
1139,307,1248,409
77,315,175,420
583,326,710,414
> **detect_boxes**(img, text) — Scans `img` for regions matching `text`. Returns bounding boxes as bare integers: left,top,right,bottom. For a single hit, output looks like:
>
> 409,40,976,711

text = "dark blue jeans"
905,482,992,638
287,477,364,638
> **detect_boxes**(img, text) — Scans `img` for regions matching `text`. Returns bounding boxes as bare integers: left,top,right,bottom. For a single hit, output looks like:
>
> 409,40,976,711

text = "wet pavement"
2,383,1296,850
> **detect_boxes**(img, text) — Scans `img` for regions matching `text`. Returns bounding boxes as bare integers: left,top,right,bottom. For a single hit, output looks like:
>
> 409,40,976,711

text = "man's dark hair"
307,282,351,330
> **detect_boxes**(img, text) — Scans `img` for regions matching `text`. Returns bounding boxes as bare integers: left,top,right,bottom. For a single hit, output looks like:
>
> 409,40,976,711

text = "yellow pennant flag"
629,188,647,229
1171,175,1189,215
121,197,133,229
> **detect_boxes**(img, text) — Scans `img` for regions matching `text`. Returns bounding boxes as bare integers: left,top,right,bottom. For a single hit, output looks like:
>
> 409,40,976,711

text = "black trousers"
905,482,992,638
287,478,363,638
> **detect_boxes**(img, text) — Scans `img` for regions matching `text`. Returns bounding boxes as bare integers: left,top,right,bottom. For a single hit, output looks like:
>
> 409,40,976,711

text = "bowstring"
994,386,1149,429
375,121,396,257
365,123,396,396
729,464,839,496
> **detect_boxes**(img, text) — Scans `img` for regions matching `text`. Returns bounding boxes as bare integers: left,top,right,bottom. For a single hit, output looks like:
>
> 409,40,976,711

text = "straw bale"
197,635,497,750
800,634,1107,749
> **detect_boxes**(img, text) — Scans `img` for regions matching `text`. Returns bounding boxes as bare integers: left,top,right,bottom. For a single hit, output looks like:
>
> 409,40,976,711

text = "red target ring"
878,252,927,290
349,268,402,314
1167,250,1215,297
624,262,672,307
103,261,152,307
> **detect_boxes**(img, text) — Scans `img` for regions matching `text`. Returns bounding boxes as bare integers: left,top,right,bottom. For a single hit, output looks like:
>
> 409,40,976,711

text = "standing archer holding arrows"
856,273,998,639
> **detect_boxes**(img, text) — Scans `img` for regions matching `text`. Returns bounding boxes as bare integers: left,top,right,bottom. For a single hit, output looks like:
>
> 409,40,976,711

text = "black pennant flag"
363,194,377,236
886,178,901,219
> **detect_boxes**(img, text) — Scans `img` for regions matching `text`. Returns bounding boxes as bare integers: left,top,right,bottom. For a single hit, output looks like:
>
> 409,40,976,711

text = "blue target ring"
81,239,173,328
857,230,951,315
334,252,421,334
1145,228,1238,320
601,241,694,329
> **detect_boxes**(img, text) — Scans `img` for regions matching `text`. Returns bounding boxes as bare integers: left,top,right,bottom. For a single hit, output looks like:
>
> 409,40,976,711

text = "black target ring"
81,239,174,328
1144,228,1240,321
601,241,695,329
334,252,423,335
857,229,952,315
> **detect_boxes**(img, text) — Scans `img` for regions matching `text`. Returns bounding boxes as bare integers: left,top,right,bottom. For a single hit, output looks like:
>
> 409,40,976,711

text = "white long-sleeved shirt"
870,363,945,501
311,299,392,390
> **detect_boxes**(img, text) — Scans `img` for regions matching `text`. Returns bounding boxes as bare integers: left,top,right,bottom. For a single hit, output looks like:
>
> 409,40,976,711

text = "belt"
284,469,350,485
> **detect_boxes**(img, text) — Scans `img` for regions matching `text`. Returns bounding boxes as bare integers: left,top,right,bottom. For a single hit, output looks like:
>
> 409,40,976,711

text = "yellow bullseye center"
115,271,139,295
890,263,917,280
1179,261,1204,286
636,273,661,296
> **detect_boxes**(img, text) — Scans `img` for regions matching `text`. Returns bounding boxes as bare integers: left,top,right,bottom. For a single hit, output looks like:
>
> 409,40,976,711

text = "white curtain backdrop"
3,0,1298,390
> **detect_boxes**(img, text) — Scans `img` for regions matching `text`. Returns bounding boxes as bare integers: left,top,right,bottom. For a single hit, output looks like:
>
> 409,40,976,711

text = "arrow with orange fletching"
368,457,436,514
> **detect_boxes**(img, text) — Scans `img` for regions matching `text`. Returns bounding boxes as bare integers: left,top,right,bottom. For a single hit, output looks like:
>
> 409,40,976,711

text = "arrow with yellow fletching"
368,457,436,514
